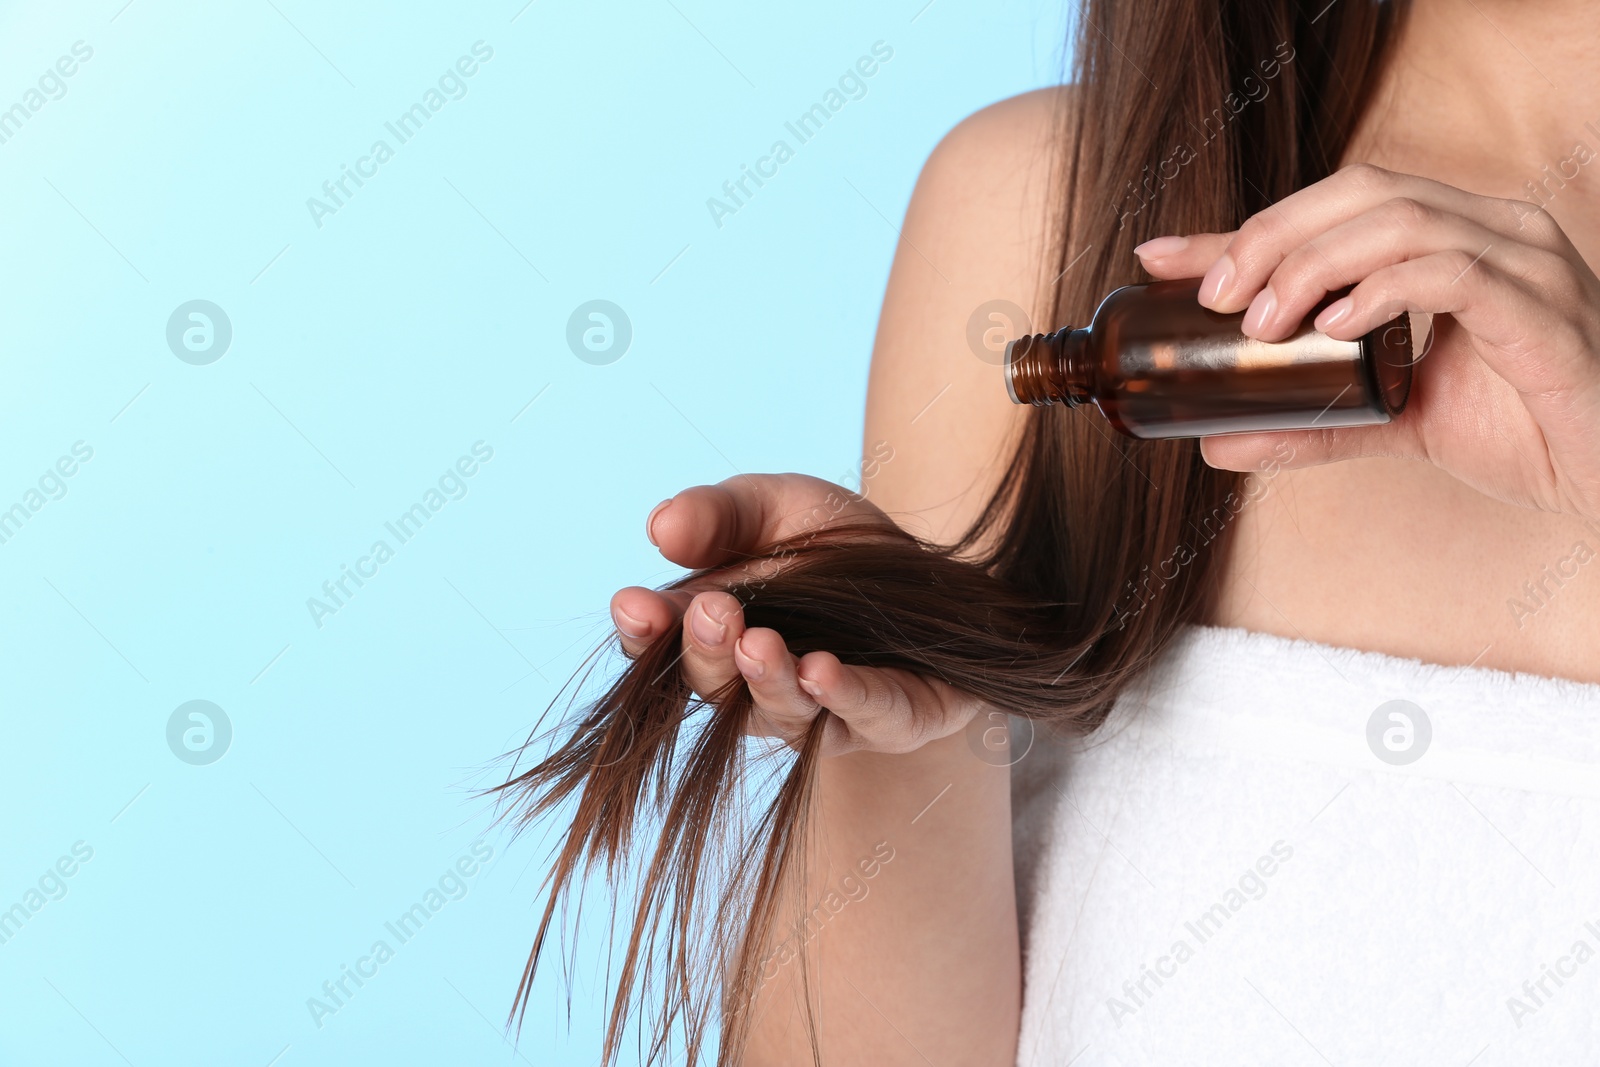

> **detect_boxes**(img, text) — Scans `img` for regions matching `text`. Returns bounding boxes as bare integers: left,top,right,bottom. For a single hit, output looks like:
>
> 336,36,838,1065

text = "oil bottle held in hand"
1004,278,1415,439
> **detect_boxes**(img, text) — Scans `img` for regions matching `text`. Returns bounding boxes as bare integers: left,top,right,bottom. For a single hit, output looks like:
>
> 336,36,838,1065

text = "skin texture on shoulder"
862,86,1068,546
741,88,1069,1066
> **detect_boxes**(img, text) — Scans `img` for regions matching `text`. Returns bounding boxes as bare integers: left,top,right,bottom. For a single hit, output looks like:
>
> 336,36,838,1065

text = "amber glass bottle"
1005,278,1414,438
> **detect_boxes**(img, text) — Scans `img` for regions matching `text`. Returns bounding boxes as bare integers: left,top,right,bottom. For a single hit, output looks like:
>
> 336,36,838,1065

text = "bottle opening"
1005,331,1070,406
1003,337,1029,404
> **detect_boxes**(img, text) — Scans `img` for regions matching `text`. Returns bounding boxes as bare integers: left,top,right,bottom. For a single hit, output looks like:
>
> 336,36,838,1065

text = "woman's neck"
1351,0,1600,194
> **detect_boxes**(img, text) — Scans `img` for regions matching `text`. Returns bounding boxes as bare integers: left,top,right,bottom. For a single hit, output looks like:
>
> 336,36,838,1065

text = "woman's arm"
738,87,1069,1066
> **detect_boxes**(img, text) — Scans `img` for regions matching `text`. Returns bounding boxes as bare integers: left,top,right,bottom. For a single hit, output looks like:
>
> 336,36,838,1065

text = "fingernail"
690,601,726,647
1242,286,1276,336
797,676,824,700
612,606,649,640
735,636,765,680
1315,296,1352,333
1200,255,1235,307
1133,235,1188,258
645,498,672,546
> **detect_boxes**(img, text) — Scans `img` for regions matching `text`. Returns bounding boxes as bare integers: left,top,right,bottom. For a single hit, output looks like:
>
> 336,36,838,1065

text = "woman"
536,0,1600,1061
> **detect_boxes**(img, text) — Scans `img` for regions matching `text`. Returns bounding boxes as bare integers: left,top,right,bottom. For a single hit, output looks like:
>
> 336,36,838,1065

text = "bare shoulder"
863,86,1072,544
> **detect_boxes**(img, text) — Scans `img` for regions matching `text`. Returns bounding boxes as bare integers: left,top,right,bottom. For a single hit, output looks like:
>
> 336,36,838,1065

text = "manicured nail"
1242,286,1277,336
734,636,765,681
797,676,825,700
689,601,726,647
1314,297,1353,333
1133,235,1188,259
645,498,672,546
1199,254,1235,307
612,605,649,640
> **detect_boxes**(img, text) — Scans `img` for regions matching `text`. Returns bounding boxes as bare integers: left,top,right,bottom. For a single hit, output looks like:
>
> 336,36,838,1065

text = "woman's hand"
1133,162,1600,526
609,473,987,758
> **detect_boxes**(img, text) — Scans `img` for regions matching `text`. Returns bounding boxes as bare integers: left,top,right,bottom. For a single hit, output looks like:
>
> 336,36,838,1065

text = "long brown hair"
493,1,1408,1063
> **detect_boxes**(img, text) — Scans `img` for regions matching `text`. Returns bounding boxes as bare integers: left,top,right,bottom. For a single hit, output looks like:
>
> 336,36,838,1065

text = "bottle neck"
1005,327,1092,407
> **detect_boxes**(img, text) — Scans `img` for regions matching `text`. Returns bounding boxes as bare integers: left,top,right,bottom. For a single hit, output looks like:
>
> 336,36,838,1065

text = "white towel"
1010,624,1600,1066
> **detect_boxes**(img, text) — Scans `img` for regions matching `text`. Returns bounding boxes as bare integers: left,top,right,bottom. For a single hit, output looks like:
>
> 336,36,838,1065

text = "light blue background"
0,2,1067,1063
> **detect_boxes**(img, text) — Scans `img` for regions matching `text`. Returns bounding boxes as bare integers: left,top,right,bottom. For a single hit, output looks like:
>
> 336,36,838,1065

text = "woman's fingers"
609,586,680,658
678,590,746,701
647,483,765,569
794,650,975,758
1137,165,1569,318
1134,232,1233,278
1139,205,1518,352
617,472,888,655
1326,251,1595,397
1240,203,1542,342
613,585,984,759
732,626,822,741
618,484,985,756
648,473,890,571
1196,164,1548,314
1199,420,1422,472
